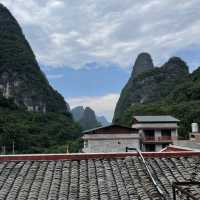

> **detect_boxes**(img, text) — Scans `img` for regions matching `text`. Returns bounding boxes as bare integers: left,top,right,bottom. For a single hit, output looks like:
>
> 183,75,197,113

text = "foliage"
119,100,200,140
113,57,189,122
0,97,82,154
0,4,68,112
116,64,200,140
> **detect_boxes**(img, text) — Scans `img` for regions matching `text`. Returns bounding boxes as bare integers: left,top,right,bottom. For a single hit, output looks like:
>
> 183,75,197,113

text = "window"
161,129,171,136
144,130,155,136
144,130,155,141
161,129,171,140
162,144,169,149
145,144,155,152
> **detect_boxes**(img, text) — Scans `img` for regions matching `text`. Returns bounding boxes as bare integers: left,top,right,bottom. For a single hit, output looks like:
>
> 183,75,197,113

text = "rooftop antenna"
66,144,69,153
12,140,15,154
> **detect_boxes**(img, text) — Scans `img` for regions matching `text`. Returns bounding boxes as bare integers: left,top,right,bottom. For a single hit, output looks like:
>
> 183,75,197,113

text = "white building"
132,115,179,152
82,125,139,153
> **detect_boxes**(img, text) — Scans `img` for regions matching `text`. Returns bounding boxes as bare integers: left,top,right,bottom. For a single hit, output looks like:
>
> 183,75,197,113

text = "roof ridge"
1,152,200,161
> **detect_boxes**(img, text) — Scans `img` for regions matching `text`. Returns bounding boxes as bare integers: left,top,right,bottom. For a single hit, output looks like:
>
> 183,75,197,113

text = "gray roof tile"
0,156,199,199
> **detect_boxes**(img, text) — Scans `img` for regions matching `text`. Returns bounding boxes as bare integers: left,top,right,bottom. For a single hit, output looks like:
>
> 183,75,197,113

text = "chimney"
190,123,200,142
191,123,198,133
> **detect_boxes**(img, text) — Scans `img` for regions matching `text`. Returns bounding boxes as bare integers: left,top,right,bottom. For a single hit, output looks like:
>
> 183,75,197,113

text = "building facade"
82,125,139,153
132,115,179,152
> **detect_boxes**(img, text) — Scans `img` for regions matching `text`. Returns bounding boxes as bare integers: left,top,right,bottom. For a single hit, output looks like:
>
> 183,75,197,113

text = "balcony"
142,136,176,143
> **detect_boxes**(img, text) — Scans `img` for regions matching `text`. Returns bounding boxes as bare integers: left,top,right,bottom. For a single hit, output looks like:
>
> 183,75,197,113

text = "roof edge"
82,124,136,133
133,115,180,122
1,151,200,161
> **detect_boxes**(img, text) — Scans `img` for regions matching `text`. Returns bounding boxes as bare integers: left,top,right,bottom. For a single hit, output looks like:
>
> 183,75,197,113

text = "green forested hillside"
0,3,68,112
0,4,82,154
0,96,82,153
113,55,189,122
119,100,200,139
114,53,200,139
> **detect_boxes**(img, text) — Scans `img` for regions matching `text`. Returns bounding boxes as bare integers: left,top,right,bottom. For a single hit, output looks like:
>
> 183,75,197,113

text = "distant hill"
113,52,200,139
96,116,110,126
79,107,101,130
71,106,84,121
0,3,81,153
71,106,107,130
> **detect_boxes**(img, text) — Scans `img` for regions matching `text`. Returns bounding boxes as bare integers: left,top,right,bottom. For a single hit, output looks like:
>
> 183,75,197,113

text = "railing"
172,182,200,200
143,136,176,142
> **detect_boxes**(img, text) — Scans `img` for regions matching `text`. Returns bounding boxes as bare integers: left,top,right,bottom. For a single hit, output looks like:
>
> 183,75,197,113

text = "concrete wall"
155,130,161,137
83,138,139,153
155,144,163,152
171,129,178,140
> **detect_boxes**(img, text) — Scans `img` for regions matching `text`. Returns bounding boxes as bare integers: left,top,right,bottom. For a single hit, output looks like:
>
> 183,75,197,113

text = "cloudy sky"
1,0,200,121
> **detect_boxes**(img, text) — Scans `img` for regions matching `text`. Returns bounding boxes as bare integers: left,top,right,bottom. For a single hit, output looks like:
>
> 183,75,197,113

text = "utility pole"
2,146,6,155
66,144,69,153
12,140,15,154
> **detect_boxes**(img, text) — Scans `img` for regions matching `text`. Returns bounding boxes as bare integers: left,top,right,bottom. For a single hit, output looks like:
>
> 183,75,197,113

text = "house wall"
171,129,178,140
83,136,139,153
155,144,163,152
139,127,178,152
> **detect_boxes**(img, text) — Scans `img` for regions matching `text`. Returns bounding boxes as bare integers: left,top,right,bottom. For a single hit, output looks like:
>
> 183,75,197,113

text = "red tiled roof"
160,145,193,152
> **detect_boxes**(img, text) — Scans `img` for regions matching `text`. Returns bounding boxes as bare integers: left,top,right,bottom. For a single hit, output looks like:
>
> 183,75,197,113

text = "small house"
82,125,139,153
132,115,179,152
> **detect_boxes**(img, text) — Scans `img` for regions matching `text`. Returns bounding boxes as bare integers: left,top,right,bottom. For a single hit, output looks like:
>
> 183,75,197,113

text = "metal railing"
143,136,176,142
172,182,200,200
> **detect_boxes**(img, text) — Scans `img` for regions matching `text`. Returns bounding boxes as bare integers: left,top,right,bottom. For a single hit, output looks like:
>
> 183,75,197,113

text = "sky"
1,0,200,121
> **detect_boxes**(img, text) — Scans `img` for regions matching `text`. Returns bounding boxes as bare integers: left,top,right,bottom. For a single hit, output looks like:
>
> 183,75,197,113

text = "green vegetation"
114,53,200,140
113,57,189,123
0,4,68,112
0,97,82,154
119,100,200,139
0,4,83,154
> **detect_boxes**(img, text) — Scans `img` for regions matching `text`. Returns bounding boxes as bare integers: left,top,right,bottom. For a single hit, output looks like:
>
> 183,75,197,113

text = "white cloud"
1,0,200,68
66,93,120,121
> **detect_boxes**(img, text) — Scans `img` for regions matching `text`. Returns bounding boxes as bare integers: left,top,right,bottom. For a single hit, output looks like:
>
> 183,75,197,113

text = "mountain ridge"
0,3,81,153
113,52,200,139
113,53,189,123
0,3,68,113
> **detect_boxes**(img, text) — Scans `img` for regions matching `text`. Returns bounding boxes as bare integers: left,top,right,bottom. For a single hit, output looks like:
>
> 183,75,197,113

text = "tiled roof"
82,124,136,134
133,115,180,122
0,152,200,199
174,140,200,151
160,145,193,152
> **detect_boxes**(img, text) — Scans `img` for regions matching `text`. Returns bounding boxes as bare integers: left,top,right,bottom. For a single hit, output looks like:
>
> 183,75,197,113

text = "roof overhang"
82,133,140,140
133,115,180,123
82,124,137,134
1,152,200,161
132,123,178,129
